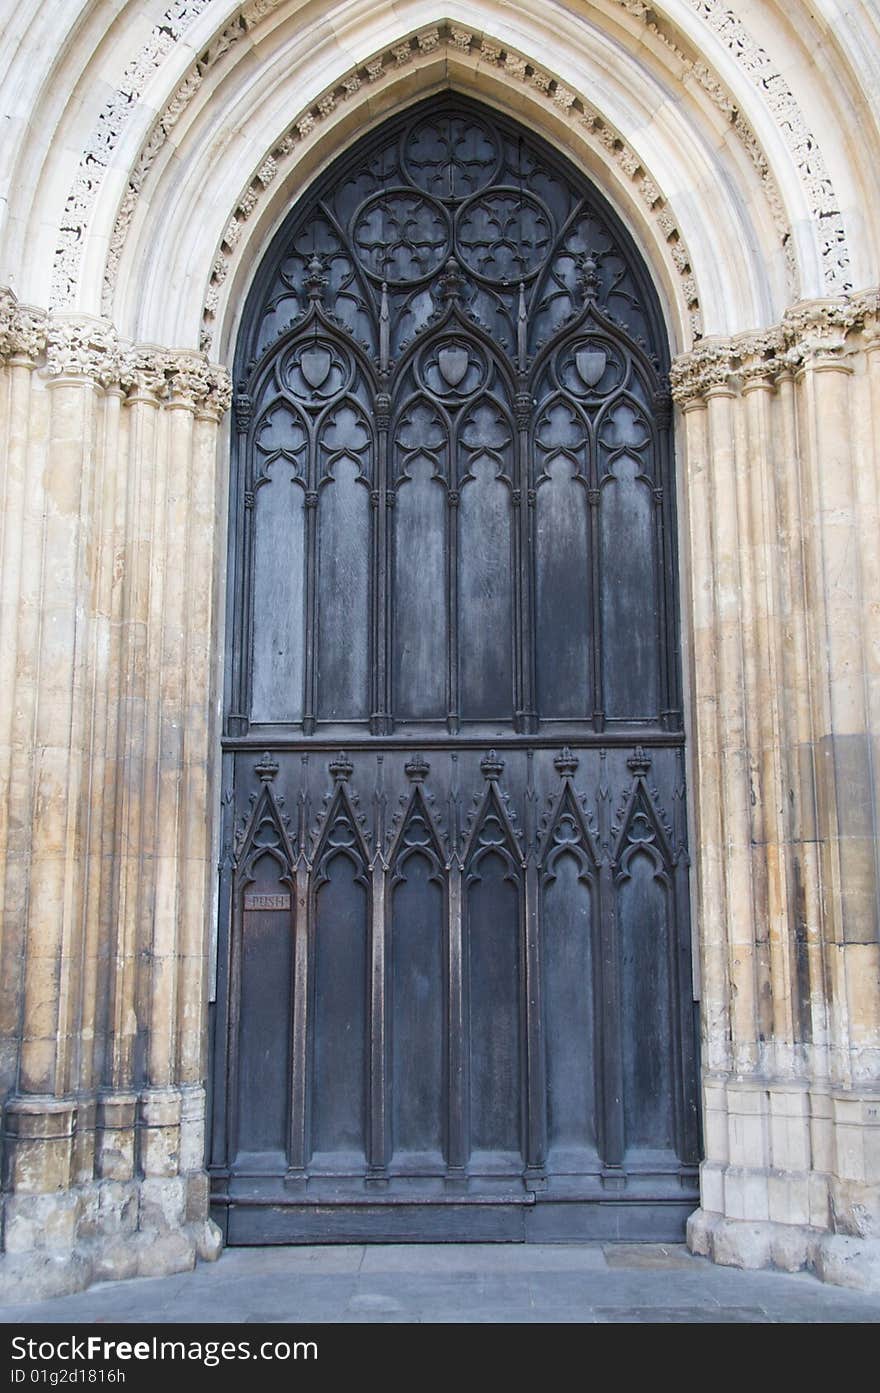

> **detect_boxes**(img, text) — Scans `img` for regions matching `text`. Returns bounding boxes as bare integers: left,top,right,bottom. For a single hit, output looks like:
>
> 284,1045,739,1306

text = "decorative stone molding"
241,0,284,25
53,0,852,323
679,0,852,292
612,1,794,291
118,346,233,413
45,316,123,386
0,289,47,363
101,9,261,316
0,289,232,413
188,22,703,352
95,3,802,329
669,289,880,400
51,0,214,309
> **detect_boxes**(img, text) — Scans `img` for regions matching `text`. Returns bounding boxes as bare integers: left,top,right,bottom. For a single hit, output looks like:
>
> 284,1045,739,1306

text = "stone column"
177,388,227,1213
678,382,733,1221
0,293,230,1299
0,296,46,1107
1,315,112,1286
798,304,880,1285
675,297,880,1292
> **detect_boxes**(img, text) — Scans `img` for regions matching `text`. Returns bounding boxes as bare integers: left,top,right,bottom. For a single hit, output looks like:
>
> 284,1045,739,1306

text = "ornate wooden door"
210,97,700,1242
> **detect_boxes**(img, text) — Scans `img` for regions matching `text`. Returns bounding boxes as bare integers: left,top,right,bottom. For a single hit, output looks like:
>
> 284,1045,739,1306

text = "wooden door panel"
466,848,523,1163
392,462,448,720
311,858,369,1165
390,852,446,1165
235,853,293,1160
542,853,598,1163
458,460,515,721
213,97,699,1242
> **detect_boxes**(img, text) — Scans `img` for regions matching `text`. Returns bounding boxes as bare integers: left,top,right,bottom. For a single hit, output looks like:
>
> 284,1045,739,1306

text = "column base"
0,1176,222,1302
688,1208,880,1293
0,1086,221,1301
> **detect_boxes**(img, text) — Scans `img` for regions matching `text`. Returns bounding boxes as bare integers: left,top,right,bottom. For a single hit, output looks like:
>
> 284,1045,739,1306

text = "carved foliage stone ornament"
669,290,880,402
0,291,232,413
0,289,47,362
679,0,851,291
87,5,849,339
52,0,214,309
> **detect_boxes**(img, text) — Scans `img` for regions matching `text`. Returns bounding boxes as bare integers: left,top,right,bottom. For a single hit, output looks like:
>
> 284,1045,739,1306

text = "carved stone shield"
301,346,332,389
576,348,607,388
438,345,469,387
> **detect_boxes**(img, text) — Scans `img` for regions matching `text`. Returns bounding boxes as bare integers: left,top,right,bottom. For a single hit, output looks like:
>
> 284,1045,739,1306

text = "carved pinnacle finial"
480,749,505,782
439,256,465,302
255,751,279,782
329,751,353,783
305,253,328,302
626,745,652,775
405,755,430,782
554,746,580,778
578,252,600,303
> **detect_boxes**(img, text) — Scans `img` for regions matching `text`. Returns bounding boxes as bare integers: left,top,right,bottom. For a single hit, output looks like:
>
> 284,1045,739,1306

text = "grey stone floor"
1,1245,878,1323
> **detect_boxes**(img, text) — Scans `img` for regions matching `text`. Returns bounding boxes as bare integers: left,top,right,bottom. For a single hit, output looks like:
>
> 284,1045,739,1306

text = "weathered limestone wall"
673,294,880,1291
0,291,230,1297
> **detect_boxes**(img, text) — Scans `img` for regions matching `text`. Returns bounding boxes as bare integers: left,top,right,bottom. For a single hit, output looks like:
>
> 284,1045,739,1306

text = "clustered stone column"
673,293,880,1291
0,290,231,1298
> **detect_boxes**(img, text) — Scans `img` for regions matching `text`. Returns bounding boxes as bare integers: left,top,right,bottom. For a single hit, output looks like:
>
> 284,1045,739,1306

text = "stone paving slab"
0,1245,878,1324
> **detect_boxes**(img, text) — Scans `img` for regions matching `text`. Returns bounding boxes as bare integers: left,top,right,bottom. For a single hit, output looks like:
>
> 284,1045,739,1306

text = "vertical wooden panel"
600,456,658,718
446,862,465,1175
312,853,368,1162
251,475,305,722
467,851,521,1159
393,459,448,719
391,853,445,1162
221,99,695,1241
317,458,370,720
619,852,675,1151
459,458,513,719
236,854,292,1157
536,459,591,718
543,852,597,1160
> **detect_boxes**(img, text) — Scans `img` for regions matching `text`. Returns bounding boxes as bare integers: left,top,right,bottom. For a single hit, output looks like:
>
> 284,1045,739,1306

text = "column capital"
669,291,880,402
0,288,46,367
0,287,233,415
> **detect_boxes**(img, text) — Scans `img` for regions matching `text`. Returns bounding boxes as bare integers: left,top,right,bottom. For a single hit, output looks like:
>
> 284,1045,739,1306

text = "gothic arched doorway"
210,95,700,1242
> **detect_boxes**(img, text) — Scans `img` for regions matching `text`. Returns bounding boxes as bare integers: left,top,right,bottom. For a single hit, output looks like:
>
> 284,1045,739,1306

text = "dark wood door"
210,97,700,1243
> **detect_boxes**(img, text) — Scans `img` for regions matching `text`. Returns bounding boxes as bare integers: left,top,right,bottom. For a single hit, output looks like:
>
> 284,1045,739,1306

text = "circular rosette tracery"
556,337,627,399
456,190,553,282
352,190,450,283
403,114,500,199
417,337,488,399
279,337,353,402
